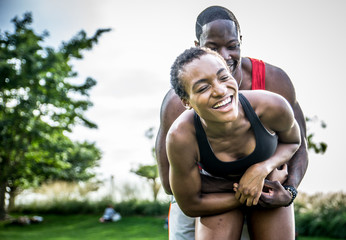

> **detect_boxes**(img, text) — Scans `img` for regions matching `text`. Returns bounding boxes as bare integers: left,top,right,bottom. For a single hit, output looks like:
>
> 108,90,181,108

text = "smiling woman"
166,47,301,240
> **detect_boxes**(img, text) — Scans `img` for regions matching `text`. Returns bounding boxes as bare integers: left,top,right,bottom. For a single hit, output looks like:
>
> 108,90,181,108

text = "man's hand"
259,179,291,208
266,164,288,184
233,164,267,206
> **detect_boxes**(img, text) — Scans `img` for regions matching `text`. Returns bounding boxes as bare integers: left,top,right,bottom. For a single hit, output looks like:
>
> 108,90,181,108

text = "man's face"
198,20,242,74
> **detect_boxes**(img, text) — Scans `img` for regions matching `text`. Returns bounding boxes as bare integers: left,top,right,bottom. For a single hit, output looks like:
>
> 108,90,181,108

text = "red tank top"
249,58,265,90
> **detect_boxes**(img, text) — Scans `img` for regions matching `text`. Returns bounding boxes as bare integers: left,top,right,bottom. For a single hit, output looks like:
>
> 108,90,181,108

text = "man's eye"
228,43,240,50
206,46,218,51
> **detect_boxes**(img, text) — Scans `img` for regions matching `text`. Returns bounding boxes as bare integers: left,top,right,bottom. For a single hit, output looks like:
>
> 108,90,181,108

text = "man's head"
195,6,242,74
195,6,241,41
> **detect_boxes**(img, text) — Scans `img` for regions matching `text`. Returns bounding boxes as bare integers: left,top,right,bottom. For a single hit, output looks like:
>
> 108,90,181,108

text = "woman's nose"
212,83,227,97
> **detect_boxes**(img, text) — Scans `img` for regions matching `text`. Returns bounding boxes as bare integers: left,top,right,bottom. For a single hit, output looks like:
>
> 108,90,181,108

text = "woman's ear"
194,40,200,47
182,98,192,110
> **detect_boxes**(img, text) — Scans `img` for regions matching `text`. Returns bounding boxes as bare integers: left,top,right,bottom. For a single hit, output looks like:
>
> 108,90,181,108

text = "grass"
299,238,343,240
0,214,342,240
0,214,168,240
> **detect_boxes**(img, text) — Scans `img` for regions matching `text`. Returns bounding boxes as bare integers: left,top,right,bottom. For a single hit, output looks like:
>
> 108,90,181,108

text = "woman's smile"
212,95,233,109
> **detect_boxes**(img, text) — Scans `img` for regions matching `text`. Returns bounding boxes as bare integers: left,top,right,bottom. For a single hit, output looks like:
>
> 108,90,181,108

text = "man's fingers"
263,179,280,189
282,163,288,171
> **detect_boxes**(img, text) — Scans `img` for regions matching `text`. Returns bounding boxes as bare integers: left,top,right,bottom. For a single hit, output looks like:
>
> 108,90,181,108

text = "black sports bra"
194,93,278,177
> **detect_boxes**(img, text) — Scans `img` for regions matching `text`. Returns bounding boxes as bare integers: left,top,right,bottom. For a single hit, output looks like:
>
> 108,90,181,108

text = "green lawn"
0,214,168,240
299,238,343,240
0,214,341,240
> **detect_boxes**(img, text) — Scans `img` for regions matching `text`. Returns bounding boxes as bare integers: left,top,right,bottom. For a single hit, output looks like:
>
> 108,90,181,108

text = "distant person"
99,204,121,223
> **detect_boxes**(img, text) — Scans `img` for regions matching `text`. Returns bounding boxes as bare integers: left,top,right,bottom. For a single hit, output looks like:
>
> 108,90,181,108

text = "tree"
0,12,110,220
306,116,327,154
131,127,161,201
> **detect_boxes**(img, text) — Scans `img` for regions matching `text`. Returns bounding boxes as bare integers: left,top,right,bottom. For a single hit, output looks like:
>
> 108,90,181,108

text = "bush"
12,198,170,217
295,192,346,239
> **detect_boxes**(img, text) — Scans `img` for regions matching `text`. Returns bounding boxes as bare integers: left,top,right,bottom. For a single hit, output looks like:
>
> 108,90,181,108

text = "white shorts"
169,196,195,240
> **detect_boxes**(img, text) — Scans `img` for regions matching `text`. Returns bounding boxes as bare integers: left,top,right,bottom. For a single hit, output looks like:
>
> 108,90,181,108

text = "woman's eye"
220,76,229,81
197,86,208,93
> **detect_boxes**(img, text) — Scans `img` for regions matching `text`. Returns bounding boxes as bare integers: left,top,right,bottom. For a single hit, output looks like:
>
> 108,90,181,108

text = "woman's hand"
233,163,268,206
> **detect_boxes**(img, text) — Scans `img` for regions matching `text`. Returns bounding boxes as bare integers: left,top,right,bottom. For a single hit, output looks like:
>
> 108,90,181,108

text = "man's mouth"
226,60,236,71
212,96,233,109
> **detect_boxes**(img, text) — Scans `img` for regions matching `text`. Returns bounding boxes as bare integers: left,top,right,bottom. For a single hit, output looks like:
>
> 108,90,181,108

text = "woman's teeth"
213,96,232,109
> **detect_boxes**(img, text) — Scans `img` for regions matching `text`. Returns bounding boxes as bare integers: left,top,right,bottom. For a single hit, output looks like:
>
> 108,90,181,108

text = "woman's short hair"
170,47,228,99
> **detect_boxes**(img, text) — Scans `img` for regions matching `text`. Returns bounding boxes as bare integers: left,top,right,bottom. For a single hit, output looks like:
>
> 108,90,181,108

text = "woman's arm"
167,114,241,217
234,91,301,206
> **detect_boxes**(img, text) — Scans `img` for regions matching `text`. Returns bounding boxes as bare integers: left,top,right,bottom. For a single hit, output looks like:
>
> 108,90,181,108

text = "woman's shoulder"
240,90,289,109
239,90,294,129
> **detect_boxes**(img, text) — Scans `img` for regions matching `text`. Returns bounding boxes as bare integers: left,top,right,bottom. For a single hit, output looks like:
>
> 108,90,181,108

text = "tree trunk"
8,186,19,212
0,181,7,220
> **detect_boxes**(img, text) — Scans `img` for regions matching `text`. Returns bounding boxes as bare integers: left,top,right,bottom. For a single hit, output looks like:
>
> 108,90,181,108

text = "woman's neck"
200,104,245,139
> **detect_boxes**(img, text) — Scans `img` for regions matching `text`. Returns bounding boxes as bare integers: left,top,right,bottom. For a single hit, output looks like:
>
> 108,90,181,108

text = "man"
155,5,308,239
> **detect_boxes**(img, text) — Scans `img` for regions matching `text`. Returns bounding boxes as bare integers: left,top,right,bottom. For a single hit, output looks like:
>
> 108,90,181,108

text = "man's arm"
285,102,308,188
260,64,309,207
155,89,185,194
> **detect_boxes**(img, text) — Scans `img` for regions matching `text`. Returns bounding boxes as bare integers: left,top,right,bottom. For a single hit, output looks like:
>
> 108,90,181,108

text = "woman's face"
181,53,239,123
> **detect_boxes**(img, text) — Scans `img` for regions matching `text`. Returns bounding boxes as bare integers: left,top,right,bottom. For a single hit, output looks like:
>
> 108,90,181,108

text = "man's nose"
218,48,230,60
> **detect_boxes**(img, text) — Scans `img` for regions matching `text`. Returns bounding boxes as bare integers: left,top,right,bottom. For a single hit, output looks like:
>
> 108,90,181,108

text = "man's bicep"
292,102,307,138
155,90,185,194
266,65,296,107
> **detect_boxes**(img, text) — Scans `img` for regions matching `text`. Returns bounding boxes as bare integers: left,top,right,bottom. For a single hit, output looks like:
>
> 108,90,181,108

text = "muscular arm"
265,64,308,189
167,115,241,217
155,89,185,194
235,91,301,206
253,64,308,208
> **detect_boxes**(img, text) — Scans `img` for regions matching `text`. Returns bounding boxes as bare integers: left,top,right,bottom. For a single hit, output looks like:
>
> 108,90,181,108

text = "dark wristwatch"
284,185,298,207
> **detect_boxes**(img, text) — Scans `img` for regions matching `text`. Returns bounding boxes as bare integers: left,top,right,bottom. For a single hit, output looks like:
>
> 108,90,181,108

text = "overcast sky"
1,0,345,196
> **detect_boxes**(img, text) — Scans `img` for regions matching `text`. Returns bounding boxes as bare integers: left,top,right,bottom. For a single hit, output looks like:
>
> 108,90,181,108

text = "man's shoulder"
161,89,182,109
243,57,296,105
159,88,186,131
250,58,295,105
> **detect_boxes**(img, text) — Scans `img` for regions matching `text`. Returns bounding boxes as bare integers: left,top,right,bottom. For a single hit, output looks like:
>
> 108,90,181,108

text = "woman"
166,47,300,240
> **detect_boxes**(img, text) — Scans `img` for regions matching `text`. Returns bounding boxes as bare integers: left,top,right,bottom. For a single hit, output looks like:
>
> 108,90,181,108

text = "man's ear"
182,98,192,110
194,40,200,47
